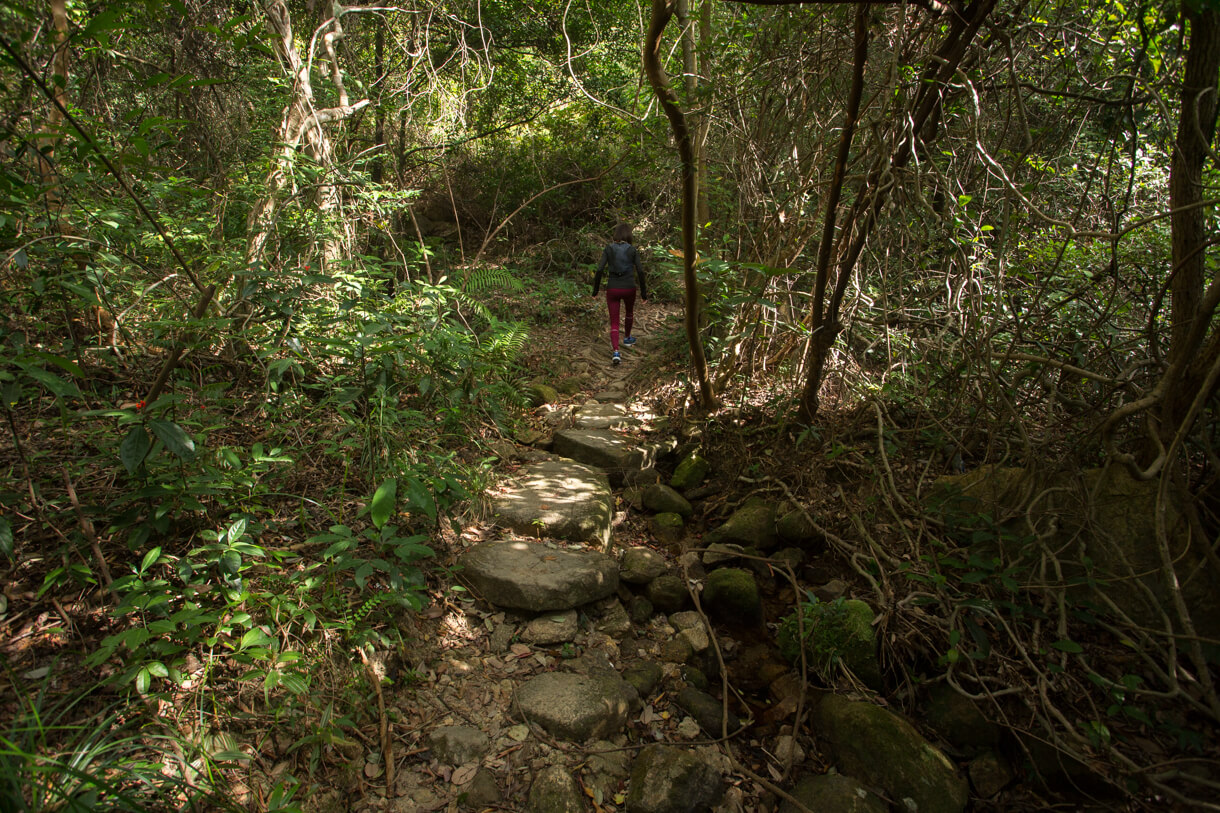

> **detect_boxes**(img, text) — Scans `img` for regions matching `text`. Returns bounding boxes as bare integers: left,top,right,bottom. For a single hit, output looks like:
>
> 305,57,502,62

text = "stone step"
491,459,613,548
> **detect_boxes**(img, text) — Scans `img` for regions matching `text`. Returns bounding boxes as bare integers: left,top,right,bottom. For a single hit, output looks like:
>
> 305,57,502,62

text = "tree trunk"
1159,5,1220,444
645,0,717,409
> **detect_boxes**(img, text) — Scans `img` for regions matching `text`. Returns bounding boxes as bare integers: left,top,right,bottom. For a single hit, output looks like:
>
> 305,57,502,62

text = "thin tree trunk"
38,0,69,216
796,3,868,423
1160,5,1220,443
645,0,717,409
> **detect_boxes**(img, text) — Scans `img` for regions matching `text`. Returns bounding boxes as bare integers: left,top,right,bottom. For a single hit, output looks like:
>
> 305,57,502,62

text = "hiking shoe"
622,336,637,346
612,351,622,365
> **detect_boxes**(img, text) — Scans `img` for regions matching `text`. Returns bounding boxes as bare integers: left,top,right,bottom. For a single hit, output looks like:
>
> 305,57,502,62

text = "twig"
62,466,113,590
359,646,396,796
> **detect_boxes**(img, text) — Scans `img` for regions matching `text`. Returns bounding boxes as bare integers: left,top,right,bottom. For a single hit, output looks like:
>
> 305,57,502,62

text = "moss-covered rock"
650,513,686,548
669,452,711,490
648,574,688,614
777,598,881,689
702,568,762,623
779,773,887,813
643,484,694,518
813,695,968,813
527,382,560,407
704,500,780,551
923,683,1000,753
626,745,724,813
776,507,823,548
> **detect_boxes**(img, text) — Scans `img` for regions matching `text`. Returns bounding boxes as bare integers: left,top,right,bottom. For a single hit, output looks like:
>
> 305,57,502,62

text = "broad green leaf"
120,425,151,474
239,628,275,650
1051,639,1084,654
21,365,81,399
139,546,161,575
225,517,248,544
405,477,436,522
371,478,397,529
135,666,151,694
149,420,196,460
219,550,241,574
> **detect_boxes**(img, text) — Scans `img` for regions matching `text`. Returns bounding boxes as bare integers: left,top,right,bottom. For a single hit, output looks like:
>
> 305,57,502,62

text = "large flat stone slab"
576,402,639,430
459,541,619,611
552,429,650,486
492,459,613,547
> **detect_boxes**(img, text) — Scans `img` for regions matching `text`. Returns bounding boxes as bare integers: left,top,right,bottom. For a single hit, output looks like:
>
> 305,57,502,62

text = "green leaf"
149,420,196,460
404,477,436,522
120,425,152,474
139,546,162,575
239,628,275,650
1051,639,1084,654
135,666,151,694
370,478,397,529
225,517,248,544
0,517,12,559
219,550,241,575
21,365,82,398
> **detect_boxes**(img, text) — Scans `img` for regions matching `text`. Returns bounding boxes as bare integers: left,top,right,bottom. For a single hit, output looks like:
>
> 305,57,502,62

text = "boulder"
620,546,668,585
647,574,688,614
459,541,618,612
428,726,489,765
622,661,664,698
669,452,711,491
675,687,740,737
522,610,580,645
702,543,745,568
649,513,686,548
491,459,613,547
702,568,762,624
515,671,640,742
576,402,638,429
923,683,1001,753
813,695,968,813
642,484,694,518
704,501,780,551
777,598,880,688
776,507,823,548
779,773,887,813
527,383,560,407
969,750,1014,799
628,595,655,624
526,765,585,813
626,745,724,813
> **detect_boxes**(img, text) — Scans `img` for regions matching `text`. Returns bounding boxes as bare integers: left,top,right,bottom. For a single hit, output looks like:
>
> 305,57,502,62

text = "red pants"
606,288,636,351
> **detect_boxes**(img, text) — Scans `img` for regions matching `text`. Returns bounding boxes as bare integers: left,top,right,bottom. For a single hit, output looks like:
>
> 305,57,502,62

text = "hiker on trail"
592,222,647,366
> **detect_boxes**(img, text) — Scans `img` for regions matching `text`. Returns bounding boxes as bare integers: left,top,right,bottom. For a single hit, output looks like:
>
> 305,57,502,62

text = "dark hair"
612,222,633,243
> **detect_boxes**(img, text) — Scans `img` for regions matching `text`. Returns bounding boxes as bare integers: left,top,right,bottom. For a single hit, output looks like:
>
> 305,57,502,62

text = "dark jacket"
593,241,647,298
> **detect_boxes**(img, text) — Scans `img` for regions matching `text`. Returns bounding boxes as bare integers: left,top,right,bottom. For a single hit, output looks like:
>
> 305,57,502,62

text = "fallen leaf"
509,643,531,657
364,762,383,779
451,763,478,785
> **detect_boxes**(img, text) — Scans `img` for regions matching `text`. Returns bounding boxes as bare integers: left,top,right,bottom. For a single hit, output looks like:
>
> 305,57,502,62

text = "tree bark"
645,0,717,409
1159,5,1220,444
796,3,868,423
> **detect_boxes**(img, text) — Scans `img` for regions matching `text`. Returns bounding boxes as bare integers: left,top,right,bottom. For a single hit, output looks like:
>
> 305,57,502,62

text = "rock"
779,773,887,813
460,541,619,612
676,717,702,739
515,671,640,742
675,687,740,737
704,501,780,551
623,661,664,698
625,467,662,487
628,595,655,624
732,644,788,694
923,683,1001,753
526,765,585,813
596,598,633,639
702,568,762,624
647,574,688,614
514,428,547,446
556,377,585,395
676,552,705,581
777,598,880,688
702,543,744,568
461,768,501,808
650,513,686,548
773,735,805,766
576,402,638,429
969,750,1014,799
586,741,633,802
523,610,580,645
428,726,490,765
552,429,652,485
594,389,626,403
642,484,694,518
669,612,710,655
626,745,724,813
491,460,614,547
620,547,669,585
489,621,516,653
527,383,560,407
658,636,694,665
776,507,823,547
679,666,708,693
813,695,968,813
812,578,848,603
669,452,711,491
770,547,805,571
